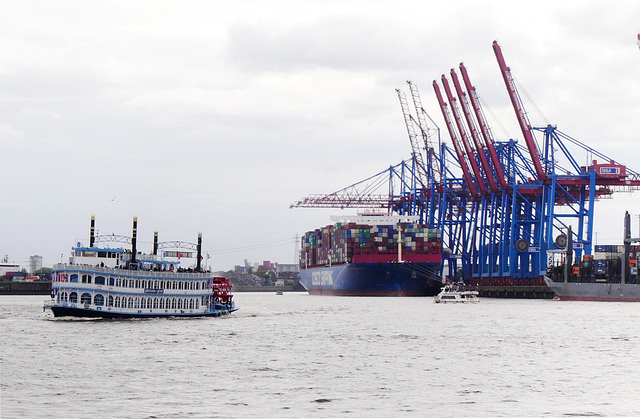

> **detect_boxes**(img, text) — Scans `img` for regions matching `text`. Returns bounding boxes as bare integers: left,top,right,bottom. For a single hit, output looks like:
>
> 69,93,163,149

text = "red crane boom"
433,80,478,197
441,75,487,196
493,40,547,182
449,68,498,193
459,63,509,191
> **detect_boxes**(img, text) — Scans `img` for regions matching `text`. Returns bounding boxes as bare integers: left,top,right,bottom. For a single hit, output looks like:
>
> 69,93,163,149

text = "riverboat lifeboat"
434,283,479,304
43,217,237,318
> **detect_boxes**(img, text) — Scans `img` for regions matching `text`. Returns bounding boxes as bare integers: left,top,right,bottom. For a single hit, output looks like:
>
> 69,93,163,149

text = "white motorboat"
434,283,479,303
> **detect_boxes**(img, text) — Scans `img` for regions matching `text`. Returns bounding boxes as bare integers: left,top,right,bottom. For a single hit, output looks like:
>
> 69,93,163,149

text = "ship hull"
299,262,442,296
544,277,640,301
49,305,237,318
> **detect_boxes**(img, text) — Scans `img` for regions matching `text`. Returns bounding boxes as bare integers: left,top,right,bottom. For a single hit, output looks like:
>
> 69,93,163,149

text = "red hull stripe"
557,296,640,302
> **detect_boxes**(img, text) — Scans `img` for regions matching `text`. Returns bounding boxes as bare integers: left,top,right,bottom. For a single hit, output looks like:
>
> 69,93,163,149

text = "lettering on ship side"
311,270,334,287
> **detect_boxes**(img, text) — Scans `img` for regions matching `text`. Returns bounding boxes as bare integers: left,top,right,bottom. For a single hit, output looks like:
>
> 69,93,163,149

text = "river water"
1,293,640,418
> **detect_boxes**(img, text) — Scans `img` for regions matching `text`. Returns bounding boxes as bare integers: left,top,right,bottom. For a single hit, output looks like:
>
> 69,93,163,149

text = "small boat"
434,283,479,303
275,291,284,295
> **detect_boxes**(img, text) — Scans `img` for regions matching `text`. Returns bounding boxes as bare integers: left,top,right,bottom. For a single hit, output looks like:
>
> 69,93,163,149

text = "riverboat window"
134,298,140,309
189,299,194,309
135,280,140,288
115,296,121,308
159,299,165,309
171,298,176,309
129,279,134,288
126,297,132,308
153,298,158,309
172,281,177,289
98,251,107,258
177,299,182,309
69,292,78,303
165,298,171,308
142,280,147,289
94,294,104,306
159,281,164,289
81,274,91,284
195,299,199,309
81,293,91,304
95,276,106,285
195,282,200,290
61,292,68,302
109,277,115,286
140,298,146,309
70,274,78,283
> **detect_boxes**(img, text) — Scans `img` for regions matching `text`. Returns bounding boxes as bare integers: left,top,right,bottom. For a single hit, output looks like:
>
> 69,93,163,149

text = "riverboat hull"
48,304,237,318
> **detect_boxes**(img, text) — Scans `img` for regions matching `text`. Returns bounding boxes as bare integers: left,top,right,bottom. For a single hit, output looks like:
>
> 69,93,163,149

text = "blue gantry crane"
291,41,640,287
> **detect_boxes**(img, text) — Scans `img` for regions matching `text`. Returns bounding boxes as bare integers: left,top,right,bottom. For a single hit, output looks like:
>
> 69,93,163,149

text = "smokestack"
90,216,95,248
153,232,158,256
564,225,572,284
131,217,138,265
623,211,631,285
196,233,202,272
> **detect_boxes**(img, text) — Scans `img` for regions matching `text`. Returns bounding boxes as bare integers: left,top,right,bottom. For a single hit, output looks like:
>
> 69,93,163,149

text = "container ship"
544,211,640,301
545,244,640,301
298,214,443,296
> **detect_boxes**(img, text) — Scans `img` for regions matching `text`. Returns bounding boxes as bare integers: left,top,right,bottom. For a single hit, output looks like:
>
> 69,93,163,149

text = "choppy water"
2,293,640,418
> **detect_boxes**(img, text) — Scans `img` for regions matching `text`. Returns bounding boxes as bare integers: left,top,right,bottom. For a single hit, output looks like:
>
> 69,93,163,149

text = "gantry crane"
292,41,640,286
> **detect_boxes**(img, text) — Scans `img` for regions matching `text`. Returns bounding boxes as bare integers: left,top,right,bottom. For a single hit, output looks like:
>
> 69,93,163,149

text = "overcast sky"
1,0,639,271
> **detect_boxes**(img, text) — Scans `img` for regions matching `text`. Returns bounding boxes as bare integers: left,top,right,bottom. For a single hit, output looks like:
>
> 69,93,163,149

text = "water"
2,293,640,418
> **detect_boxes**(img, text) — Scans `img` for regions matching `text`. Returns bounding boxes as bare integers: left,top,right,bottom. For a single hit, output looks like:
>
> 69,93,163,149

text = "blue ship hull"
299,262,442,296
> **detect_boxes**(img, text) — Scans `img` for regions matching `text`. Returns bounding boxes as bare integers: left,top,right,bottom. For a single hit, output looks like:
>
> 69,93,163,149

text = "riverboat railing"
52,263,212,279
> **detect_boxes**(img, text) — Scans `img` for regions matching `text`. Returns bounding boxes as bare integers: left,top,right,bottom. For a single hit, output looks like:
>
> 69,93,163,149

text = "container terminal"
292,40,640,299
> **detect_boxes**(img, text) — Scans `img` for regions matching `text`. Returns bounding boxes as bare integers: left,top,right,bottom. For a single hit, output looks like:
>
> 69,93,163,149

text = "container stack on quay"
300,222,441,268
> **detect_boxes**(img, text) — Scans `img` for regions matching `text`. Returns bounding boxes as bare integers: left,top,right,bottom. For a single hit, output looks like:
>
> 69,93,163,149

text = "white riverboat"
43,217,237,318
434,283,479,303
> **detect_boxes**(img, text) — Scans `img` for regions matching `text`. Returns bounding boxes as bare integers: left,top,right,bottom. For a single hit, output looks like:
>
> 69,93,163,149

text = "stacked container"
300,222,441,268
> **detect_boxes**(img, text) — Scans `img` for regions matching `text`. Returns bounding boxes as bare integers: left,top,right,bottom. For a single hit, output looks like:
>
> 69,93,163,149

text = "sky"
1,0,640,271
